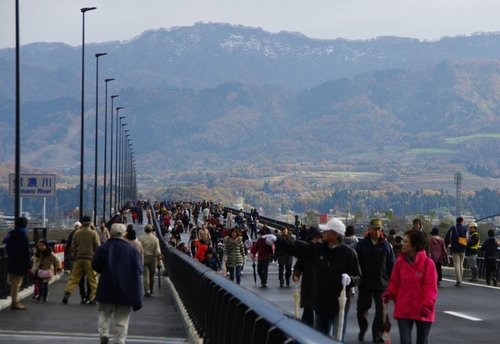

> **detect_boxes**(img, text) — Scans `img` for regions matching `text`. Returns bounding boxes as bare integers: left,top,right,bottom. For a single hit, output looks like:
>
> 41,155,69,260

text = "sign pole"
42,197,46,228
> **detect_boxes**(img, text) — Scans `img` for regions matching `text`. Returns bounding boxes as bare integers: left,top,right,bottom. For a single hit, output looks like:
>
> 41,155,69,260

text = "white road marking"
441,278,499,289
444,311,482,321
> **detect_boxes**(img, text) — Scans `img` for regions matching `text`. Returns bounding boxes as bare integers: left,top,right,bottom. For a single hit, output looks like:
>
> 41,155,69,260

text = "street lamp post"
14,0,21,219
103,79,115,221
79,6,96,220
114,111,124,214
121,131,130,205
93,52,107,225
125,137,131,204
116,120,127,212
109,100,120,216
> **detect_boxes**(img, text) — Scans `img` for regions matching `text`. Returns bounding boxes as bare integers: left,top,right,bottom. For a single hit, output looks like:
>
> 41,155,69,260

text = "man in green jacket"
62,215,100,305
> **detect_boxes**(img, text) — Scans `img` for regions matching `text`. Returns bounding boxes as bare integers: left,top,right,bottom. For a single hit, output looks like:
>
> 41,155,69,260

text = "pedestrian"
92,223,143,344
33,239,62,302
466,221,480,282
264,218,361,341
223,227,246,284
292,226,323,326
386,229,397,246
201,248,221,271
64,221,81,272
355,219,396,343
428,227,449,286
344,225,358,250
5,217,31,310
275,226,295,287
382,229,438,344
125,229,144,265
393,236,403,257
412,218,430,256
62,215,100,305
97,220,110,244
139,224,162,297
250,228,274,288
444,217,469,287
216,242,224,263
195,239,209,261
480,229,498,286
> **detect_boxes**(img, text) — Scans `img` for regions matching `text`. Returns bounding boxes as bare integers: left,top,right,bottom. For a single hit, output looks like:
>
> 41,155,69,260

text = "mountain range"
1,23,500,195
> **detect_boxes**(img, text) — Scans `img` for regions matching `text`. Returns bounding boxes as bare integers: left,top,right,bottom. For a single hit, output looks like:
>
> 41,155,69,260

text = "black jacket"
356,234,395,291
274,237,361,313
6,227,31,276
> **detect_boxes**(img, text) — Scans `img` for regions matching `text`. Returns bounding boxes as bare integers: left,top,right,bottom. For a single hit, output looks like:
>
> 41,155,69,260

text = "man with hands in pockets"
264,218,361,342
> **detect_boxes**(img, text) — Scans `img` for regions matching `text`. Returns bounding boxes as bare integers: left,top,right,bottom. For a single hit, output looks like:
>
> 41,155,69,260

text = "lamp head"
116,107,124,111
111,95,119,99
81,7,97,13
105,78,115,82
96,53,107,58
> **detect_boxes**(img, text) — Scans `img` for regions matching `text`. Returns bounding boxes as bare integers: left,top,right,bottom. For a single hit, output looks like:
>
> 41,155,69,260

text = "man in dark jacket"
250,229,274,287
92,223,143,344
5,217,31,310
264,218,361,342
293,226,323,326
355,219,395,343
445,217,470,287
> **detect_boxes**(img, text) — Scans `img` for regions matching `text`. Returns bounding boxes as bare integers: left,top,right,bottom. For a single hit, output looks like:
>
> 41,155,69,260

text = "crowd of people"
3,199,496,344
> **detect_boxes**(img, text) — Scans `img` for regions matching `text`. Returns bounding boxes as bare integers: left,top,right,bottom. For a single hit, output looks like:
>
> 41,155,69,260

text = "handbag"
37,269,53,279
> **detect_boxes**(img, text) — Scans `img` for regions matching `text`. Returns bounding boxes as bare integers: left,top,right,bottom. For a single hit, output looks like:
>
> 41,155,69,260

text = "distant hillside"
4,23,500,101
2,59,500,194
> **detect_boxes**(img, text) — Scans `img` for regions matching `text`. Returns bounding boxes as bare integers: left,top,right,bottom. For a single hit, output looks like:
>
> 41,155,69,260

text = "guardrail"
148,204,336,343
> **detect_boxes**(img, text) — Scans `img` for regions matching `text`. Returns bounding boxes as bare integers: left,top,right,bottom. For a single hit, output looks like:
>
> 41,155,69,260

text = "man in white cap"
92,223,142,344
264,218,361,341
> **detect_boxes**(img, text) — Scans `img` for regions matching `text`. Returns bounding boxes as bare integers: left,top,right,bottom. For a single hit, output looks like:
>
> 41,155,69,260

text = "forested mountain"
3,23,500,101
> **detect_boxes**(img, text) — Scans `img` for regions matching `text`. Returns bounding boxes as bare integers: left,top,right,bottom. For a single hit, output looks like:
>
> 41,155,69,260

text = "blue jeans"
228,265,242,284
397,319,432,344
314,310,349,342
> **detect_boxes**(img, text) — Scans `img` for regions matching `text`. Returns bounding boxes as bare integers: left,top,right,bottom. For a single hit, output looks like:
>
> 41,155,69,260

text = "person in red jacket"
251,229,274,288
382,229,438,344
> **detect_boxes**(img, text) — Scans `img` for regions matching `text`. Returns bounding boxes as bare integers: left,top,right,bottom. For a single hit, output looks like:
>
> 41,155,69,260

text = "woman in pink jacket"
382,229,438,344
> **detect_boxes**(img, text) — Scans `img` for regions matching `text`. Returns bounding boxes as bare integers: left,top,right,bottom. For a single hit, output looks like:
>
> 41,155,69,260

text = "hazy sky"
1,0,500,49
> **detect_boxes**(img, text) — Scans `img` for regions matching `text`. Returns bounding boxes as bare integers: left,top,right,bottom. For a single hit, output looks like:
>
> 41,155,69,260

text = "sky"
1,0,500,49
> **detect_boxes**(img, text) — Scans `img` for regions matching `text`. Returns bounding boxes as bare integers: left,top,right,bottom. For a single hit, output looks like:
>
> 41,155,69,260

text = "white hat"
110,223,126,236
319,218,346,236
73,221,82,228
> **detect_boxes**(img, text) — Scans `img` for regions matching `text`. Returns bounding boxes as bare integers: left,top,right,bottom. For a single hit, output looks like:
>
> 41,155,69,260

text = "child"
216,242,224,263
195,239,208,261
201,248,221,271
33,239,62,301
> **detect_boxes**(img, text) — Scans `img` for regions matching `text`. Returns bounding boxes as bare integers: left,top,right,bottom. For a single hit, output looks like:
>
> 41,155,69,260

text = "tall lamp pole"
109,100,120,216
114,111,124,214
14,0,21,219
116,119,126,212
121,131,130,205
103,79,115,220
93,52,107,224
125,137,131,204
79,6,96,220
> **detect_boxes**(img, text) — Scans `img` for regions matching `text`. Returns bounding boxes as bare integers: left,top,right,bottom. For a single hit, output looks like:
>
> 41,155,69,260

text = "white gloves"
262,234,277,245
341,273,351,287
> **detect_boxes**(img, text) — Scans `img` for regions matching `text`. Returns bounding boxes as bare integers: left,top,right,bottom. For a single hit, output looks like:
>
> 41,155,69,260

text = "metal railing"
148,204,335,344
